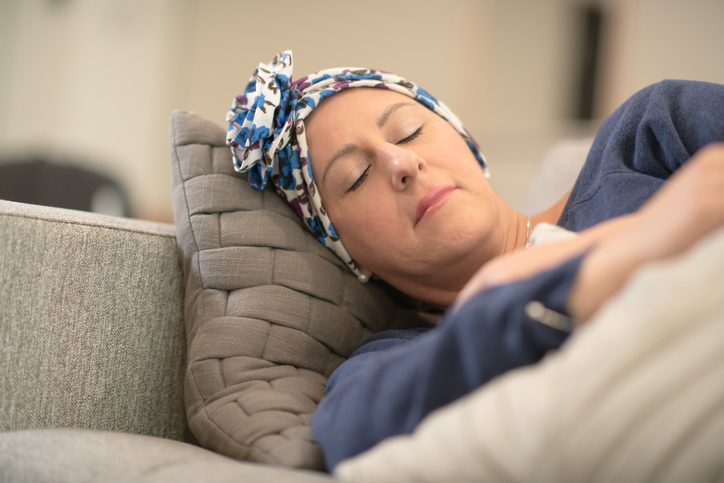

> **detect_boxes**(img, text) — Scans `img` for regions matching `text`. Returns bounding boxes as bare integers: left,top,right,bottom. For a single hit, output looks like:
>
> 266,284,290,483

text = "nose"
377,145,425,191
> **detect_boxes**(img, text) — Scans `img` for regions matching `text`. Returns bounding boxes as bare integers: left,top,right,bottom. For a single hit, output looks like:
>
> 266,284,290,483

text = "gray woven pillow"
169,110,429,470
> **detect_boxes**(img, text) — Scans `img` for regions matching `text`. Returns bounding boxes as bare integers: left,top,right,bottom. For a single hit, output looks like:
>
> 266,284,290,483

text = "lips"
415,186,455,226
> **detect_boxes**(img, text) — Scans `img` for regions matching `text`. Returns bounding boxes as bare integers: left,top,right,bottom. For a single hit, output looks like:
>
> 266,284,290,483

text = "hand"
454,215,637,309
454,243,580,309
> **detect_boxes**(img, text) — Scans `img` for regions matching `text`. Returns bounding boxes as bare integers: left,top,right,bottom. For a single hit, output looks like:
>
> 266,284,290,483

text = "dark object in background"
574,5,604,120
0,159,131,217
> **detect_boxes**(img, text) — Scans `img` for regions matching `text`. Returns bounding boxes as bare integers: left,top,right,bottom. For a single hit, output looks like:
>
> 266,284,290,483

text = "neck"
497,203,530,254
531,189,571,229
503,190,572,254
388,191,572,309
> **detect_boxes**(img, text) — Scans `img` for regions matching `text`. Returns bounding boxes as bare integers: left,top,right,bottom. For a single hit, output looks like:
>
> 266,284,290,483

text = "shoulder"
559,80,724,231
352,326,435,357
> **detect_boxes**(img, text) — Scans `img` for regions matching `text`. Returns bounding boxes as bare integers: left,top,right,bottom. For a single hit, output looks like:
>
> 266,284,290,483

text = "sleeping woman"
226,50,724,471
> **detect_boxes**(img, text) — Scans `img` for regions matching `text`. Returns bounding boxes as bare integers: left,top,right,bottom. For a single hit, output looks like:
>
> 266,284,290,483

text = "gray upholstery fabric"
518,138,592,215
0,200,190,442
170,110,429,469
0,429,335,483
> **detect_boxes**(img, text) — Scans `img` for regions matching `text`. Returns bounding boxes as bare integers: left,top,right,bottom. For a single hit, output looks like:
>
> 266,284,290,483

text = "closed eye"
397,126,422,144
348,165,370,192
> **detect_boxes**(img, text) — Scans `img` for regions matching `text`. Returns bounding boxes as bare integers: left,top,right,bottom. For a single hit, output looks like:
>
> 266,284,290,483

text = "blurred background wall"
1,0,723,221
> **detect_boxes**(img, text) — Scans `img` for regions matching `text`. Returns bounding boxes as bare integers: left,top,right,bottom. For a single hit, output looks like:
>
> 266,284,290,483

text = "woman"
227,51,724,470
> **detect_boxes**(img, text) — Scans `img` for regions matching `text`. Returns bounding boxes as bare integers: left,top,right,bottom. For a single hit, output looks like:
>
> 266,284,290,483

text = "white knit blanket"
335,227,724,483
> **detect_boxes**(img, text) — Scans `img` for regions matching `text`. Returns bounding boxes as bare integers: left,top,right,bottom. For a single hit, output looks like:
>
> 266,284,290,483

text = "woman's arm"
312,255,582,471
454,213,638,309
458,143,724,322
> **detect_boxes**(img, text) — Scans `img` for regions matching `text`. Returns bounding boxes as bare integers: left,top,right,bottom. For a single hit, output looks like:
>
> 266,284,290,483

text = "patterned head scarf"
226,50,487,280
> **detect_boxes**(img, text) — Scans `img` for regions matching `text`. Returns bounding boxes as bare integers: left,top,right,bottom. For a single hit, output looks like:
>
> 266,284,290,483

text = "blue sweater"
311,80,724,471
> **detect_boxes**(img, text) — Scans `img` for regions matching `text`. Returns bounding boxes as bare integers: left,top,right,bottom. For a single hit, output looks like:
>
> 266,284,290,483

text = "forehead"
305,87,417,129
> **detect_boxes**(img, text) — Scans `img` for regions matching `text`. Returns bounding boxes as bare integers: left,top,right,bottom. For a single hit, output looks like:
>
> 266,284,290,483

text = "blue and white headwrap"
226,50,487,279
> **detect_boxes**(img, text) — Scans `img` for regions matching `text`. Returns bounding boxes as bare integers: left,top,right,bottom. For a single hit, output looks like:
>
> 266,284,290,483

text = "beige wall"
1,0,723,221
0,0,193,221
599,0,724,118
183,0,493,140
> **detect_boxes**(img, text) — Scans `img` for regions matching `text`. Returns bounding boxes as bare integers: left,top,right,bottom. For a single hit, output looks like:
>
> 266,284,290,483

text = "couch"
0,197,337,482
0,110,591,481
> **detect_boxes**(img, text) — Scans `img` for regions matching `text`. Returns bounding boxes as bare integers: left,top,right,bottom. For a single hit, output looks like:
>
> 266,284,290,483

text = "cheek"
332,204,398,255
430,126,481,170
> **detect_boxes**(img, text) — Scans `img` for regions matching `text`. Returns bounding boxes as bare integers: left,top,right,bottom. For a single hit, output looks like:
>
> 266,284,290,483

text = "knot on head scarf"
226,50,487,278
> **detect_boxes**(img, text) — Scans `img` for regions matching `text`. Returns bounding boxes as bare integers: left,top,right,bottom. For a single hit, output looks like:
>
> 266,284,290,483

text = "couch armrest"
0,200,192,442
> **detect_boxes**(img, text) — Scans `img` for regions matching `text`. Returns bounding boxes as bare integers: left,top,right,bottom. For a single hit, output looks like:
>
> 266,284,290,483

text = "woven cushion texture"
170,110,426,469
0,200,189,441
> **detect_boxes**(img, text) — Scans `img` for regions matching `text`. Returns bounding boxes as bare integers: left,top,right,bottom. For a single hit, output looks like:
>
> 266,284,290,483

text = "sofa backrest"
0,199,192,443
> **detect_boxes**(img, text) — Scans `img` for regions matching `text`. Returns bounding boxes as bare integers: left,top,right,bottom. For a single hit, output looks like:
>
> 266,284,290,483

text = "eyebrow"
376,102,414,128
322,143,358,185
321,102,415,185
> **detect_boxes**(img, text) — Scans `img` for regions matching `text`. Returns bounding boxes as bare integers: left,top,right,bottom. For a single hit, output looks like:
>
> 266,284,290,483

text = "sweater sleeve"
312,254,585,471
559,79,724,232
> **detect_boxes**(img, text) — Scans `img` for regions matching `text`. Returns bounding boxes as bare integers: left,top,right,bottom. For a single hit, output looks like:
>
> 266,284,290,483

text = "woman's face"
306,88,506,304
